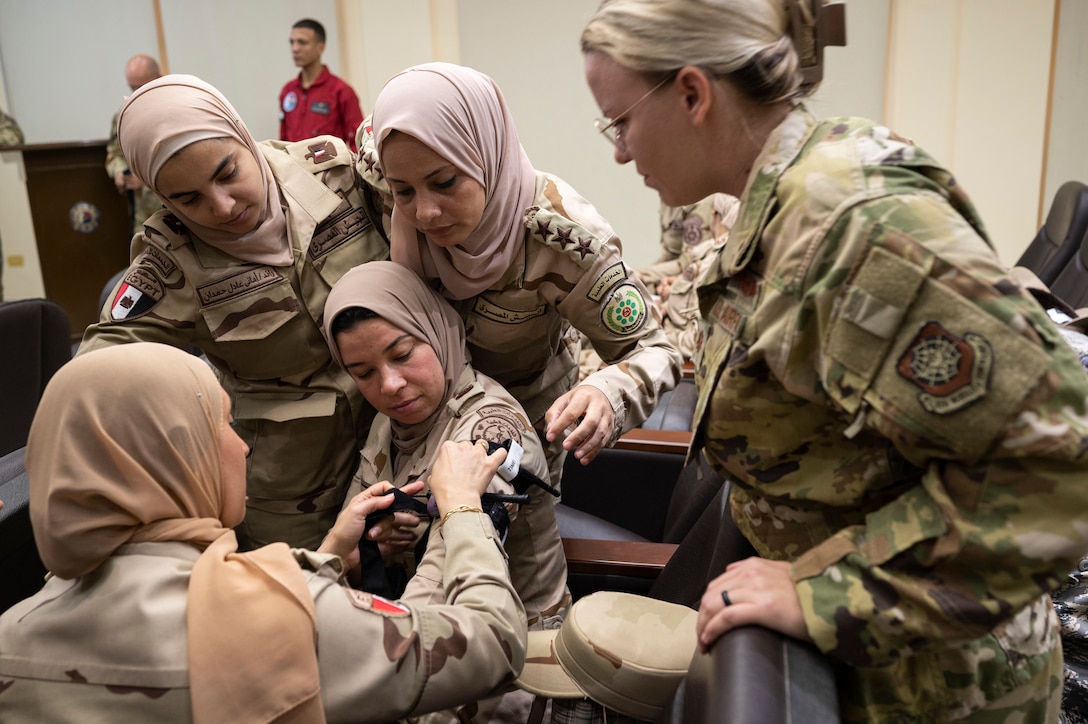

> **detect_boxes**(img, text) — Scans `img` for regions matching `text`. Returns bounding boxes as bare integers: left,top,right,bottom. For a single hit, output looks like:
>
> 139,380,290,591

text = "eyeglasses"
593,74,675,149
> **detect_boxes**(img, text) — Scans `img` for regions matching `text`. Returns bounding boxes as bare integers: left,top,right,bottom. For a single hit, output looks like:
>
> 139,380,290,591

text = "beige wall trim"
1040,0,1061,228
153,0,170,74
429,0,461,64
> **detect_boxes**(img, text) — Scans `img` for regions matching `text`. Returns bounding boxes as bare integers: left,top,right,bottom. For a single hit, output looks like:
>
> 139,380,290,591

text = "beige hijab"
371,62,537,300
27,343,323,723
118,74,292,266
323,260,468,473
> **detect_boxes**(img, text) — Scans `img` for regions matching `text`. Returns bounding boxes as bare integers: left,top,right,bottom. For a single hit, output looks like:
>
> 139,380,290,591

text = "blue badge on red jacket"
282,91,298,113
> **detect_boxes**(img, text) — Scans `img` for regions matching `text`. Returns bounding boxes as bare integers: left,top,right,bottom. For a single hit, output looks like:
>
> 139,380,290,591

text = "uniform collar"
710,106,819,282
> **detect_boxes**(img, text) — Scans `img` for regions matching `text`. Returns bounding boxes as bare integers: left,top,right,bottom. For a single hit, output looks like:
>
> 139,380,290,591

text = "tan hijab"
372,62,538,300
27,343,323,723
322,260,468,472
118,74,292,266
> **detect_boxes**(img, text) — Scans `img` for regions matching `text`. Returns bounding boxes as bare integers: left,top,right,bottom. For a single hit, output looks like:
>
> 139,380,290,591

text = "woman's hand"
657,275,677,301
544,385,614,465
318,480,425,568
426,439,507,515
695,558,811,653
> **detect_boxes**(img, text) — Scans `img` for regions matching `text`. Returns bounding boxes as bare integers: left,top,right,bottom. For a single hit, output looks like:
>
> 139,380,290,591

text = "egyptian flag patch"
896,320,993,414
110,267,163,321
346,588,411,616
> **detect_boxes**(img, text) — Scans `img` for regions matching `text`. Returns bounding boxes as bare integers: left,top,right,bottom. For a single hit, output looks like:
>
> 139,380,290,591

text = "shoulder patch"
896,320,993,414
284,135,350,170
140,245,178,279
601,284,648,335
471,405,528,446
346,588,411,617
304,139,338,165
586,261,627,303
111,267,163,320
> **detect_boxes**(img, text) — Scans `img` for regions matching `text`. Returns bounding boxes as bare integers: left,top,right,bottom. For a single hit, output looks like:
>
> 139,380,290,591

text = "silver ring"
721,589,732,607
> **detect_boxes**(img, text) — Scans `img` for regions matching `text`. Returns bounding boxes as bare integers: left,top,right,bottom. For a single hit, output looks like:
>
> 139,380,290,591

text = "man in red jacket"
279,18,364,151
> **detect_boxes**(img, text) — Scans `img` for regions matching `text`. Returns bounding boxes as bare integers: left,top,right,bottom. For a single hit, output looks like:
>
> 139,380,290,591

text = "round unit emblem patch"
282,91,298,113
896,321,993,414
471,405,525,446
602,284,647,335
68,201,101,234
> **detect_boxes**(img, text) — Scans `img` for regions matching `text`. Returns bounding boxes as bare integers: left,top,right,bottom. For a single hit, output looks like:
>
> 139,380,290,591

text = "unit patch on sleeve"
896,320,993,414
471,405,526,446
601,284,647,335
110,267,163,321
586,262,626,303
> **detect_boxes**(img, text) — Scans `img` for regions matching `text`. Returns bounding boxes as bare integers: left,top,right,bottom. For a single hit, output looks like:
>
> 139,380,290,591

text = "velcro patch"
586,262,626,303
473,296,546,325
470,405,527,446
309,199,373,260
305,139,337,164
896,321,993,414
141,246,178,278
601,284,647,335
197,267,281,306
111,267,163,320
346,588,411,616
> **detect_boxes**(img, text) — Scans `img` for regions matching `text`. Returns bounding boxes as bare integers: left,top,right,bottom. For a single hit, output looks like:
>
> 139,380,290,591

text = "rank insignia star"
534,219,553,243
574,237,594,260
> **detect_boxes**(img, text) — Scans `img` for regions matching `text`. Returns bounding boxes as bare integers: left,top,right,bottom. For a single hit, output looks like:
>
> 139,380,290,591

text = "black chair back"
1017,180,1088,286
0,299,71,457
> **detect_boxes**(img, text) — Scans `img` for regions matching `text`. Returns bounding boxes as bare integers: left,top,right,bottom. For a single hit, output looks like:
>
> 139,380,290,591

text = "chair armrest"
562,538,678,579
613,428,692,455
676,625,840,723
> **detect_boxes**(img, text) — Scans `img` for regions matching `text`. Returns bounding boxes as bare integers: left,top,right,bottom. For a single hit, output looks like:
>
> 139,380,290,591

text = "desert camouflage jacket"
356,126,682,457
79,136,390,549
350,364,568,629
0,521,525,722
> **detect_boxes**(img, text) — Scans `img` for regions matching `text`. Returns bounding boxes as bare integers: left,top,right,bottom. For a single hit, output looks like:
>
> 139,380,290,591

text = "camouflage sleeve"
104,110,127,179
78,234,200,355
789,192,1088,667
312,512,526,721
560,237,683,438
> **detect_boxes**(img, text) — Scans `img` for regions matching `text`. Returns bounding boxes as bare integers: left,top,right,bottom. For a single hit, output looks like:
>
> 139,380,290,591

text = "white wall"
1044,0,1088,219
0,0,1082,299
886,0,1055,265
160,0,342,143
456,0,890,270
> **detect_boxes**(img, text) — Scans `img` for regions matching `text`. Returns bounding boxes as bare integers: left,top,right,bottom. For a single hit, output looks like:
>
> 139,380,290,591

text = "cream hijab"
27,343,323,723
371,62,538,300
323,261,468,472
118,74,292,266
